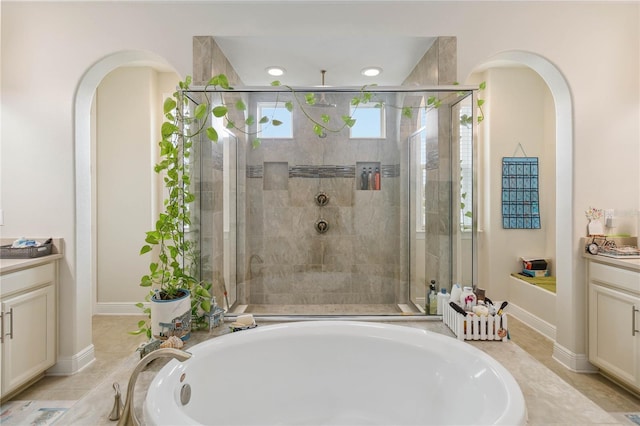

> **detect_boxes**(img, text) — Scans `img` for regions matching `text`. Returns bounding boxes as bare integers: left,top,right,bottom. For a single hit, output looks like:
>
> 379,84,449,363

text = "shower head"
308,70,336,108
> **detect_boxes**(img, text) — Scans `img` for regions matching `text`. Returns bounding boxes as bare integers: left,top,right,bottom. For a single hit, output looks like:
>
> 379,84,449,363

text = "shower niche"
187,86,477,316
356,162,381,191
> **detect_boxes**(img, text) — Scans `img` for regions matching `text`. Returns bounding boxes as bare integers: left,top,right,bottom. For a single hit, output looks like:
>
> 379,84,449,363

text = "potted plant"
132,76,224,340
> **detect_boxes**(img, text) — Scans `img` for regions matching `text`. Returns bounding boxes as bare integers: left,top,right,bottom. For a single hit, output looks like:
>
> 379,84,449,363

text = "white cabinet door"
588,282,640,390
1,284,56,396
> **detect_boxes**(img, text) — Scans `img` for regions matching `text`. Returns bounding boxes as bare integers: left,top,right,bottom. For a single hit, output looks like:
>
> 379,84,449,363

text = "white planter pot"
150,289,191,341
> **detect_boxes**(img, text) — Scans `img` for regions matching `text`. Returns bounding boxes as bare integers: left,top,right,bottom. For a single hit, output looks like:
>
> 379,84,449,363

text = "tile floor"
3,313,640,425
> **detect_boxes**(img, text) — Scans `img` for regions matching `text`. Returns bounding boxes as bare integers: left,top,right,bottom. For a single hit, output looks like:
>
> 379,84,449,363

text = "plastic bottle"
437,287,450,315
374,167,381,190
450,283,462,305
428,280,438,315
460,286,477,311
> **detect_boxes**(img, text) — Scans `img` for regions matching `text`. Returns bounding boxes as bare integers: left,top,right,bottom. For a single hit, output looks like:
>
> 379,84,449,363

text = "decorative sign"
501,157,541,229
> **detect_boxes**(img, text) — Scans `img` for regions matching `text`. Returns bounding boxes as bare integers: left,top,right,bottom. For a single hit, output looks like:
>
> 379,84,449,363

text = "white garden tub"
144,321,527,425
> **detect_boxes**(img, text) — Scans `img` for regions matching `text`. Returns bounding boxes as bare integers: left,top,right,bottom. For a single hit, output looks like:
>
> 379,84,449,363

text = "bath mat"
0,400,75,425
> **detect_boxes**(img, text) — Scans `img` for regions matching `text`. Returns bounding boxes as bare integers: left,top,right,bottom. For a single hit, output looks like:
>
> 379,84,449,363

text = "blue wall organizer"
501,149,541,229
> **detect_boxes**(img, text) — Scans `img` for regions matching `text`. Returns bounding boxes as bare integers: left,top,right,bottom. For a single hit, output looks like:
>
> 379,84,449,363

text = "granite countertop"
0,238,64,275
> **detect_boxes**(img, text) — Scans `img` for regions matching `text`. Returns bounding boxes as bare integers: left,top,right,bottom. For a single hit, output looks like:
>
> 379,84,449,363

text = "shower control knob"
315,218,329,234
315,192,329,206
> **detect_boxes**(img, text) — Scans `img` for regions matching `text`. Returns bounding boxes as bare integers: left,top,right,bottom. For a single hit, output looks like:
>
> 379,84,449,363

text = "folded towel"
235,314,255,326
11,238,39,248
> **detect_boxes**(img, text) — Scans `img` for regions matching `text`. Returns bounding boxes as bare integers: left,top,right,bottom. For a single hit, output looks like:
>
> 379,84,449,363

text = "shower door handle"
633,306,639,337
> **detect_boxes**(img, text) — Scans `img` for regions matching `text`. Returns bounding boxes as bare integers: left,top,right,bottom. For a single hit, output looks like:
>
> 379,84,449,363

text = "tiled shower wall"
242,92,403,305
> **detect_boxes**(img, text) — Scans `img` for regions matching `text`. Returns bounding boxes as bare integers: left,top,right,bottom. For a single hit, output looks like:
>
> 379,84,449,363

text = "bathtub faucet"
116,347,192,426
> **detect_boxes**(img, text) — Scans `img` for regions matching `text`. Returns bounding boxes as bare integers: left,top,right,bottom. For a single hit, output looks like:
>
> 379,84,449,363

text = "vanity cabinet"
587,258,640,394
0,261,57,399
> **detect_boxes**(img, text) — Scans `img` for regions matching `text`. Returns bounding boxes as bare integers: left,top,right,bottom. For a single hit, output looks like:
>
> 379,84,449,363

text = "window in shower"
459,104,473,231
257,102,293,138
349,105,385,138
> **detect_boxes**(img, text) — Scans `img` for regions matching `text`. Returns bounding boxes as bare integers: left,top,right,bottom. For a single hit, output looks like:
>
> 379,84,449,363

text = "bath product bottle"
460,286,477,311
450,283,462,306
437,287,449,315
428,281,438,315
374,167,381,190
368,167,373,190
361,168,368,190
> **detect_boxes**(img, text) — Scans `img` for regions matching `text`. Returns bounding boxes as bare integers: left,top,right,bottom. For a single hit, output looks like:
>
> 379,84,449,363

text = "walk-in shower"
187,85,477,316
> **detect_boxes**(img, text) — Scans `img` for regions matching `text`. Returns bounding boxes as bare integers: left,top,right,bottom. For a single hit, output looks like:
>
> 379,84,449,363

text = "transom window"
257,102,293,138
349,105,385,138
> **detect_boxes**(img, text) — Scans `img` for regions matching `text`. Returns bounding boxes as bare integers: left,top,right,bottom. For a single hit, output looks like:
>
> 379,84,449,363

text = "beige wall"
95,67,179,310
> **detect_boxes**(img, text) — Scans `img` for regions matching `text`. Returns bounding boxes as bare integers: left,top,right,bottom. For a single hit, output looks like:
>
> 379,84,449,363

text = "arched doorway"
73,51,178,372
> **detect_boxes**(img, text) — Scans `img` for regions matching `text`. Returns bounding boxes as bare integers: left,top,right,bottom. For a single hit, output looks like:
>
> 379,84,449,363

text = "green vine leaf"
235,99,246,111
194,104,207,120
270,81,281,87
321,114,330,124
313,124,323,136
252,138,261,149
245,115,255,126
272,119,283,126
341,116,356,128
212,106,228,118
402,107,413,118
305,93,316,105
163,98,176,114
259,116,269,124
161,122,179,138
285,101,293,112
206,127,219,142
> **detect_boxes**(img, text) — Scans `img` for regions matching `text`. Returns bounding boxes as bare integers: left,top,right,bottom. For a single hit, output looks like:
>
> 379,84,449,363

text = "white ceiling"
214,35,437,87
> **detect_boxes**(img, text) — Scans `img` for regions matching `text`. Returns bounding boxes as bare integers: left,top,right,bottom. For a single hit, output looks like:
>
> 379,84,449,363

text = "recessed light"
266,66,286,77
361,67,382,77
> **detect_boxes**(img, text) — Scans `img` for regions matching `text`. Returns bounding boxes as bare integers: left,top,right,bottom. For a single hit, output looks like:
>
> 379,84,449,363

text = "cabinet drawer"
0,263,55,297
589,261,640,295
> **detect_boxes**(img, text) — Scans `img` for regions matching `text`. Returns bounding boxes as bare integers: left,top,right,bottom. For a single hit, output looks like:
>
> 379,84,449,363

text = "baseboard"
508,302,556,341
46,344,96,376
552,342,598,373
94,302,148,315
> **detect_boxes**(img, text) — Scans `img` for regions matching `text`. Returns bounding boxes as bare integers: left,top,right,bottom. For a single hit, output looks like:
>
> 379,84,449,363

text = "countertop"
583,252,640,272
581,236,640,272
0,238,64,275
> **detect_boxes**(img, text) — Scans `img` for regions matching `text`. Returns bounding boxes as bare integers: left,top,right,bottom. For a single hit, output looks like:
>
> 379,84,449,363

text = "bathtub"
144,321,527,425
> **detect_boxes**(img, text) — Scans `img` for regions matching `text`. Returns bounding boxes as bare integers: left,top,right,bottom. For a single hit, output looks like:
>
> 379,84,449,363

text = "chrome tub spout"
117,347,192,426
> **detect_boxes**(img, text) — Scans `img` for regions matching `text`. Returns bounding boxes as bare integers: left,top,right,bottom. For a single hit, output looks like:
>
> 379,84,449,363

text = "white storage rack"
443,302,508,341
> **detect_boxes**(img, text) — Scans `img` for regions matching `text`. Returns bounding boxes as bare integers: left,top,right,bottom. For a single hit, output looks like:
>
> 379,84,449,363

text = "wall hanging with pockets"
501,144,541,229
